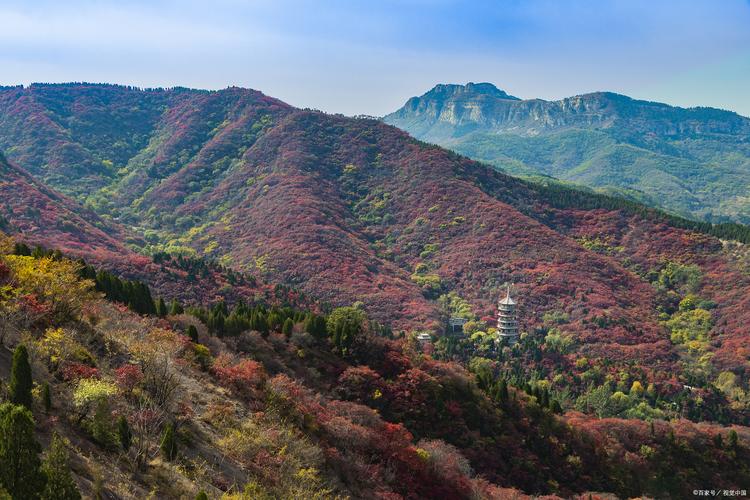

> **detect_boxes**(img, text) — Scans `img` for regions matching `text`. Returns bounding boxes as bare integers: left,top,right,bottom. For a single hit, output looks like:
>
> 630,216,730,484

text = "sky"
0,0,749,117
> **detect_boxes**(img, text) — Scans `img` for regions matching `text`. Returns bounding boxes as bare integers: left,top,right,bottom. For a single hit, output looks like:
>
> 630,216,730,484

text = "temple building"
416,332,433,347
496,284,519,345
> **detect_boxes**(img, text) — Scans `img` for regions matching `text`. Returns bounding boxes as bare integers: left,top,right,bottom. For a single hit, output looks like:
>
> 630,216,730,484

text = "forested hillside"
1,83,750,498
1,233,748,498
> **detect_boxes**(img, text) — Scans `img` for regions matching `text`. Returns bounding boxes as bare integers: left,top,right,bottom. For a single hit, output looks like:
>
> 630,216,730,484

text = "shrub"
72,379,117,421
160,422,177,461
61,362,100,382
115,364,144,394
210,355,265,399
3,255,94,323
192,344,212,371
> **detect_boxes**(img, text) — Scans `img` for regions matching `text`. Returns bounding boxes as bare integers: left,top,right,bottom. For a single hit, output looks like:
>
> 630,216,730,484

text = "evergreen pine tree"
252,313,269,336
160,422,177,461
550,400,563,414
42,382,51,414
92,399,115,449
14,242,31,256
0,403,46,499
117,416,132,452
541,388,550,409
728,429,739,450
156,298,167,317
169,299,184,316
312,315,327,339
713,433,723,448
498,379,509,402
195,491,209,500
282,318,294,336
187,325,199,343
142,284,156,315
41,433,81,500
9,344,33,409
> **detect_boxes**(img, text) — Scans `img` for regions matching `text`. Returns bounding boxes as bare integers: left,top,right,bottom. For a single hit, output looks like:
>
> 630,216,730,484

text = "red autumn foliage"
114,364,144,393
335,365,384,403
4,84,750,392
2,84,750,498
60,362,100,382
210,353,266,398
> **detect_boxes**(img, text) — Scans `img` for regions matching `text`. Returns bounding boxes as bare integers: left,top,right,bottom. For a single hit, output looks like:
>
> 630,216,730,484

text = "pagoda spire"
496,283,519,345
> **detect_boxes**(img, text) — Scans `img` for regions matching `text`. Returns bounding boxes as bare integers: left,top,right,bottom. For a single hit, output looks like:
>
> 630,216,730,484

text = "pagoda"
496,284,519,345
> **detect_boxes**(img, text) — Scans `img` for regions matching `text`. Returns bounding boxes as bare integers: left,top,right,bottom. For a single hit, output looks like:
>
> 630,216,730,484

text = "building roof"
498,285,516,305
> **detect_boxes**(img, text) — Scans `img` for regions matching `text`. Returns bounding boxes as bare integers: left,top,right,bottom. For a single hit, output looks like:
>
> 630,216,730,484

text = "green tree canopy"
326,306,367,354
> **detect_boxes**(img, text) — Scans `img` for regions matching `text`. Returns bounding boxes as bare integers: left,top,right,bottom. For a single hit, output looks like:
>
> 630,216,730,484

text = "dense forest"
1,83,749,498
1,233,748,498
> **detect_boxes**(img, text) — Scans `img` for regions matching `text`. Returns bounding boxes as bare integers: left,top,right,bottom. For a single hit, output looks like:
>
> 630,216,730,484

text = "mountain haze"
384,83,750,223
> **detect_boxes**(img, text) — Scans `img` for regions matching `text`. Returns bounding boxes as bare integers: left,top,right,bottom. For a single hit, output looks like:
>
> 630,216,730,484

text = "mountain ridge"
2,83,750,496
385,83,750,223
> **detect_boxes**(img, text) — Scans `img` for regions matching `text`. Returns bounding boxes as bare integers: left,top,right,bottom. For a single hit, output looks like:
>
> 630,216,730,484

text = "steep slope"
0,153,308,310
157,112,669,362
0,84,293,206
2,84,750,420
1,237,748,499
0,84,181,196
0,151,135,260
384,83,750,223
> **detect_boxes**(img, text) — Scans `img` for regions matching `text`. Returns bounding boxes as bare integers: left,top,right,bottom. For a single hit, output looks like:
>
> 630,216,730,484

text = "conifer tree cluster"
152,252,256,287
9,344,33,409
1,345,81,499
189,301,324,338
79,265,157,315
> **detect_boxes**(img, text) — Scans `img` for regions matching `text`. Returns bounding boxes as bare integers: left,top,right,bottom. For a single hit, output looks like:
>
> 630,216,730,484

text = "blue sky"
0,0,748,116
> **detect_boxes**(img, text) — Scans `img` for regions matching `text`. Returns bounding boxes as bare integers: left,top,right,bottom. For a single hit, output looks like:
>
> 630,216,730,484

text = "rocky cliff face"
385,83,750,223
386,83,750,140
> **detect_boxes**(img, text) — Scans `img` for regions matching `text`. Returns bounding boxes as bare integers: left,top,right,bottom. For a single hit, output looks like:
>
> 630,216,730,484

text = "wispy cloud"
0,0,748,116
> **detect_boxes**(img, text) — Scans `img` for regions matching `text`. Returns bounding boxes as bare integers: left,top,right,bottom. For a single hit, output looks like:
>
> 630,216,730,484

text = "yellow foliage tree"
0,234,13,255
630,381,645,397
36,327,92,368
3,255,95,323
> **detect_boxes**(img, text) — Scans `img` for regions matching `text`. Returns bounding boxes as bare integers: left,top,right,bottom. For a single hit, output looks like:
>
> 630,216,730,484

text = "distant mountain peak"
424,82,520,101
385,82,750,224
